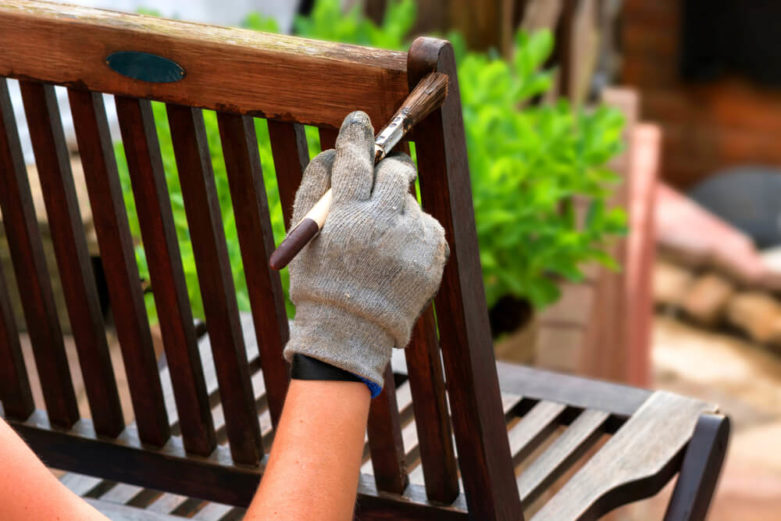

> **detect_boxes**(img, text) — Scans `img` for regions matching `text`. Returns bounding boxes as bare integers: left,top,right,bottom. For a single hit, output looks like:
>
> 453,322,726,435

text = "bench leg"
663,414,730,521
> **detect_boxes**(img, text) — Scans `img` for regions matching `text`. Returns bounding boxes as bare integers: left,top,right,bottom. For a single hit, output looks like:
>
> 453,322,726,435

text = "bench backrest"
0,2,523,520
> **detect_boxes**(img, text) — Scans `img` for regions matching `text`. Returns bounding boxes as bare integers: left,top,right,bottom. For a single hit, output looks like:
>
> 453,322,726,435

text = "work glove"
283,111,449,390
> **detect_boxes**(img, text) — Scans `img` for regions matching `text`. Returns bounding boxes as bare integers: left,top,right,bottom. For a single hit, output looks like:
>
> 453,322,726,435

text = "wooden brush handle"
269,72,448,270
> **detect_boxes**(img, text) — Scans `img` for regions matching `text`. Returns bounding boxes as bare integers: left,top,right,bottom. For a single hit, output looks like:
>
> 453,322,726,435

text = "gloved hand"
283,111,449,389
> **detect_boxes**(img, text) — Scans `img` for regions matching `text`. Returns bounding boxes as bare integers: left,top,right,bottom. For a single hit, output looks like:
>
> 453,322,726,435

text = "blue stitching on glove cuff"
357,376,383,398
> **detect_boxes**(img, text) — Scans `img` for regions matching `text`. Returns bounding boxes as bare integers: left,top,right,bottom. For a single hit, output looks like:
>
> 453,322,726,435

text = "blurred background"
5,0,781,519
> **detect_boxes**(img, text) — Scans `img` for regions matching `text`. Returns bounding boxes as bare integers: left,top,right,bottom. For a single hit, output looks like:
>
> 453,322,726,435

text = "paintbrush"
269,72,449,270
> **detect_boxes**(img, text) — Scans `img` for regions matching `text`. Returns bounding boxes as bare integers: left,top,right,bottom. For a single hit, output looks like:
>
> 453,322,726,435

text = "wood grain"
68,87,170,446
496,362,650,421
409,37,524,521
8,411,469,520
0,78,79,428
367,366,409,494
507,401,567,467
165,104,262,465
267,120,309,229
0,1,408,129
518,409,609,506
0,261,33,420
318,126,339,151
218,112,289,428
531,392,715,520
21,80,125,437
404,306,459,503
115,96,215,456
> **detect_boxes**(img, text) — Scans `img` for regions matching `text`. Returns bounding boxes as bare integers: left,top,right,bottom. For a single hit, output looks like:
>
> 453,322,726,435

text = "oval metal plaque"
106,51,185,83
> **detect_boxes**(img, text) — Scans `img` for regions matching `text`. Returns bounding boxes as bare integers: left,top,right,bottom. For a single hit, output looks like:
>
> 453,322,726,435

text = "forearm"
0,418,109,521
246,379,371,521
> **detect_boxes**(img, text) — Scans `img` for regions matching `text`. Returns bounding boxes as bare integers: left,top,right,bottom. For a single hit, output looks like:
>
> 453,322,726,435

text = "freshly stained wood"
0,78,79,428
68,87,170,446
507,400,567,467
410,37,523,521
267,120,309,228
405,306,459,503
0,1,408,129
9,411,469,519
518,409,609,506
318,126,339,151
115,96,215,456
366,366,409,494
531,392,715,521
166,103,261,466
0,263,33,420
21,80,124,437
218,112,289,427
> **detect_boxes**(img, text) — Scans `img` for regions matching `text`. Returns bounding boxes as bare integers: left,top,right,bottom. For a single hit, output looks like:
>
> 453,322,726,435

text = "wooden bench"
0,2,729,520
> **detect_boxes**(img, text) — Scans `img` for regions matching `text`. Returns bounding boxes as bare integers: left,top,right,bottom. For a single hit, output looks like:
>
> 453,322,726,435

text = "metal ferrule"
374,114,406,162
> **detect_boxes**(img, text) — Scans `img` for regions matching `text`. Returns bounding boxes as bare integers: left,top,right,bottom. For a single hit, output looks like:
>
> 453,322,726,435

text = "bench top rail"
0,0,409,129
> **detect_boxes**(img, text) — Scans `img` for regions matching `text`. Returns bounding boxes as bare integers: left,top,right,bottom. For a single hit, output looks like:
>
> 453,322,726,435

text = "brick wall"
621,0,781,189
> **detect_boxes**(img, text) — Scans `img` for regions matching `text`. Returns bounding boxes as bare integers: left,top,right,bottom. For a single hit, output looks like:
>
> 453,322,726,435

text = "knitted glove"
283,111,449,388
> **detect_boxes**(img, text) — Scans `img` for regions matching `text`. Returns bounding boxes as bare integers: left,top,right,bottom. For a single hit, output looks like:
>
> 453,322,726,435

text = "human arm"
245,379,370,521
0,417,110,521
245,111,448,520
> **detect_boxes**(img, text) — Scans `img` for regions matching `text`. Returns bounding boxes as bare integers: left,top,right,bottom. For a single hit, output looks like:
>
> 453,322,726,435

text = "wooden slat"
0,262,34,419
518,409,609,506
10,412,469,520
115,95,215,456
60,473,104,496
86,498,184,521
217,112,289,427
68,88,170,446
21,84,117,428
0,1,409,129
507,401,567,466
366,365,408,494
99,483,145,504
318,126,339,151
193,502,242,520
165,104,261,466
0,78,79,428
496,362,651,420
404,306,459,503
267,120,309,228
409,38,523,521
20,80,124,437
145,493,189,515
531,392,714,521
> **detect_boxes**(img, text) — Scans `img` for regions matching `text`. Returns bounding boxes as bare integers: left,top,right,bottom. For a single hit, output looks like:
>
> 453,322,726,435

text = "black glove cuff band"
290,354,364,383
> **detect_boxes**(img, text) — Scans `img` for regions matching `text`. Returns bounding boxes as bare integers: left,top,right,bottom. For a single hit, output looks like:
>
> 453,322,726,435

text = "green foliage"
290,0,415,49
459,30,626,308
114,105,293,320
120,0,624,321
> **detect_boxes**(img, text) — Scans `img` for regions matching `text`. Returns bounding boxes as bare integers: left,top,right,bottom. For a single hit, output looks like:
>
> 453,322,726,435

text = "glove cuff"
283,302,393,388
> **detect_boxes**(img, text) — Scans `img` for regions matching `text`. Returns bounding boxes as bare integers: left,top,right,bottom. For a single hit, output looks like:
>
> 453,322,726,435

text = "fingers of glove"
331,111,375,203
291,149,335,224
402,193,449,271
371,153,417,216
